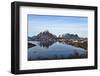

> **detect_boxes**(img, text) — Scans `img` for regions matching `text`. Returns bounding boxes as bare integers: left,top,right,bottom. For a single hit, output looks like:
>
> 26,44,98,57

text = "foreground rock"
28,43,36,48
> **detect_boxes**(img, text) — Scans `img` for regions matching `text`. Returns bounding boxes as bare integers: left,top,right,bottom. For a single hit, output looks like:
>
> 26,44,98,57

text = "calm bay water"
28,41,87,61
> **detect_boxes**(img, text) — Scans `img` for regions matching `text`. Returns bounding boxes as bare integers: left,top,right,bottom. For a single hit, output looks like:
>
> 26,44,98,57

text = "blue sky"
28,15,88,37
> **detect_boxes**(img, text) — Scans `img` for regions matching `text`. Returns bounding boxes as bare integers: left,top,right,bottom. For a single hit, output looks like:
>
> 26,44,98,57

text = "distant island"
28,30,88,50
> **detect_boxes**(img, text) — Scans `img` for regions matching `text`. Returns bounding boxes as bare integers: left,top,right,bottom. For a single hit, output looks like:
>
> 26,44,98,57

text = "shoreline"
28,38,87,50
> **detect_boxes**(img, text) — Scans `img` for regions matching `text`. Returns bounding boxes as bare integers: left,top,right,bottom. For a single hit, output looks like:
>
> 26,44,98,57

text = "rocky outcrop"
61,33,79,39
31,30,57,41
28,43,36,48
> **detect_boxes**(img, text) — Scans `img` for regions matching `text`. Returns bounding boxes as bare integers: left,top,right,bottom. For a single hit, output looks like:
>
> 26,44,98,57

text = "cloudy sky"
28,15,88,37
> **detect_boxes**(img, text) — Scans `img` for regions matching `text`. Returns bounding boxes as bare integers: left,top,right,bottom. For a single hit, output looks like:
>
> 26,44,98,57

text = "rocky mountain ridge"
28,30,82,41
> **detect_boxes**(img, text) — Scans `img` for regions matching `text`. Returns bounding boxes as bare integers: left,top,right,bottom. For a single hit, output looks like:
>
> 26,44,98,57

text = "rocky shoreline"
57,38,87,50
28,43,36,48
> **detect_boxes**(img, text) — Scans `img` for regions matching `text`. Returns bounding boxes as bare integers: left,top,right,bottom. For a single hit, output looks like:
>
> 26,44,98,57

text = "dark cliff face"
61,33,79,39
31,30,57,41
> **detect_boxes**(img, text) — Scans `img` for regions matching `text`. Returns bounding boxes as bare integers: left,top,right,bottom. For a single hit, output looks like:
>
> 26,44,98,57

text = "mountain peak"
40,30,49,34
32,30,57,41
61,33,79,39
44,30,49,32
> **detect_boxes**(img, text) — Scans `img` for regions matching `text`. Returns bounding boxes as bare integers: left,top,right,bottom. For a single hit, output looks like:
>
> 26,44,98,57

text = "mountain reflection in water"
38,41,55,48
28,41,87,61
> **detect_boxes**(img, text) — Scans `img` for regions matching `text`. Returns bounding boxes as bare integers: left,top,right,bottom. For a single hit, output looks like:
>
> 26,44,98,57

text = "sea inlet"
28,41,87,61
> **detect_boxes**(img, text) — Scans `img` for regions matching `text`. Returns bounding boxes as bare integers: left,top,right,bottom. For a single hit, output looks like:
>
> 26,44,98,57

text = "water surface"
28,41,87,61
